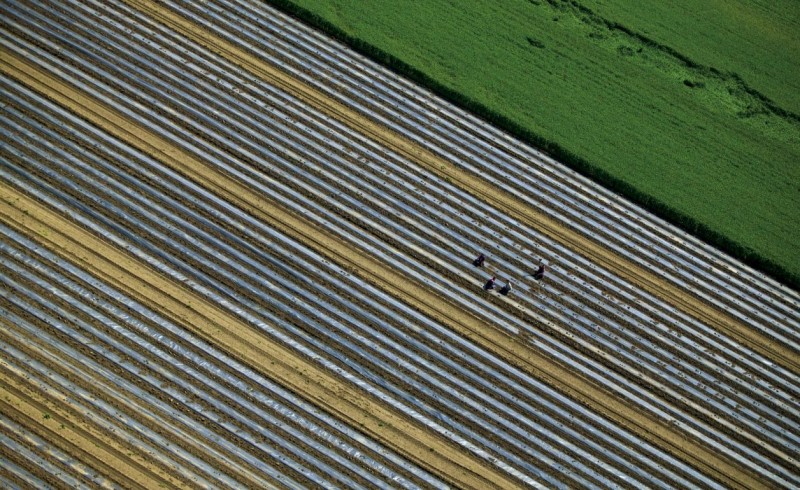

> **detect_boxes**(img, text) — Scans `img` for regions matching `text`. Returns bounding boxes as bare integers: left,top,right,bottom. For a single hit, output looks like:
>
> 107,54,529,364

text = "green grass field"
270,0,800,286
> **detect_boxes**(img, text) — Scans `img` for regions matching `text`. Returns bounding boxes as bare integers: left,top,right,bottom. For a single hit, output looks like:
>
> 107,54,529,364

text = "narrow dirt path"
0,347,176,489
121,0,799,377
0,181,526,490
0,47,767,489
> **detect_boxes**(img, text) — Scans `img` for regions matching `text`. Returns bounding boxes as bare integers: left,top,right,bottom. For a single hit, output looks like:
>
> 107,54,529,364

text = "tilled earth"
1,0,799,489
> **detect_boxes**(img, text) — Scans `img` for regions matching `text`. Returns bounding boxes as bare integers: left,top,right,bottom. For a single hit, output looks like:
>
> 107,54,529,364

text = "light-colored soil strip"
0,299,269,489
122,0,798,376
0,188,524,489
0,356,174,490
0,50,767,489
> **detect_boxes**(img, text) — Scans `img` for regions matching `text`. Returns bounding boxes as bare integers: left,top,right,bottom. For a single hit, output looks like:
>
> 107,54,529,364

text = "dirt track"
1,0,799,488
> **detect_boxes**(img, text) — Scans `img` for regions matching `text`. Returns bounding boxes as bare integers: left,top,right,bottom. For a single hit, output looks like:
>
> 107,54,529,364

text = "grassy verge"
263,0,800,290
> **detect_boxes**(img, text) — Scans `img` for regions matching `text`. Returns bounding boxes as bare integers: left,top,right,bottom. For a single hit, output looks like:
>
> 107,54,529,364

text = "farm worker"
533,262,547,280
484,276,496,290
473,253,486,267
500,280,512,295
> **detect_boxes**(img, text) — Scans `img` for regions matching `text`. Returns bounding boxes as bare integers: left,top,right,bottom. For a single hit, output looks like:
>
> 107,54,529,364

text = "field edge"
260,0,800,293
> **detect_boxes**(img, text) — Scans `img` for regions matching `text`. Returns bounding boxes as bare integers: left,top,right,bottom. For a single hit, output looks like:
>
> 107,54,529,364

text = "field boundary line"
0,48,768,489
0,170,523,488
120,0,798,375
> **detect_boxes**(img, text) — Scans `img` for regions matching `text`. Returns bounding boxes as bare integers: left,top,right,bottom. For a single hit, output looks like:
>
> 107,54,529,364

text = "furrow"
1,4,792,478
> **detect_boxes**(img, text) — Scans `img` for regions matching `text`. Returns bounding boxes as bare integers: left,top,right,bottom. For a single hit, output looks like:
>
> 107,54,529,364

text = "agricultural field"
580,0,800,113
2,0,800,489
278,0,800,285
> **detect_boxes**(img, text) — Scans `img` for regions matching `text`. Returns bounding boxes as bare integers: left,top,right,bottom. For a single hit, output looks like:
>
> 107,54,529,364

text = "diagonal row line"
119,0,798,376
0,46,767,489
0,352,171,490
0,180,522,490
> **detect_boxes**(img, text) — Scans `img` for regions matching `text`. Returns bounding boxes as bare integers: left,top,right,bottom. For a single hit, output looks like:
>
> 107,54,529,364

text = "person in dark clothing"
533,262,546,280
499,280,512,295
473,253,486,267
484,276,496,290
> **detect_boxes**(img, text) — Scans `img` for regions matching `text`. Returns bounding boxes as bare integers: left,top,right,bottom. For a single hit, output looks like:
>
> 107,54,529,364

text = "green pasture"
268,0,800,287
580,0,800,114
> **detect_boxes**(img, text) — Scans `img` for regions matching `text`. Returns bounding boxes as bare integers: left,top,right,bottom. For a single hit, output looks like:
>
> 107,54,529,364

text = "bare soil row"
1,0,798,488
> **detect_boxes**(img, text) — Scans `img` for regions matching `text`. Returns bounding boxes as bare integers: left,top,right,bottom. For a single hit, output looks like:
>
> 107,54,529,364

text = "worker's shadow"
523,273,545,281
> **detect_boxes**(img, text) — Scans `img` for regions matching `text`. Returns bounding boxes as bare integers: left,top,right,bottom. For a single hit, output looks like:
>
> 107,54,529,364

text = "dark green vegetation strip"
263,0,800,290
